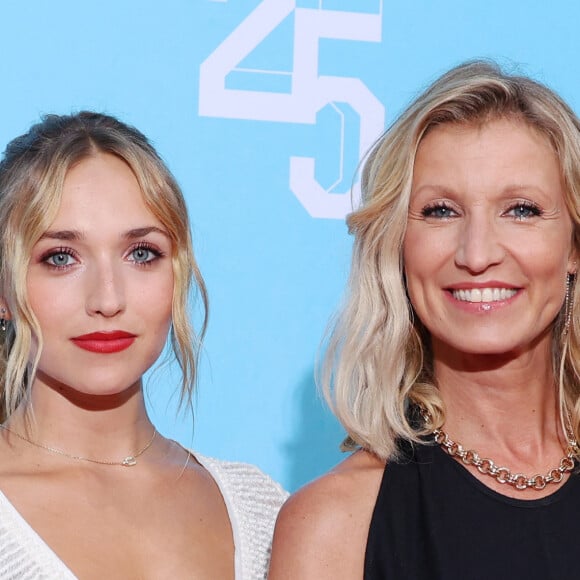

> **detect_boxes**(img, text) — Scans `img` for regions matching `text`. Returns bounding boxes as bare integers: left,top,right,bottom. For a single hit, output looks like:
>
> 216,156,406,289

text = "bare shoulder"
269,449,385,580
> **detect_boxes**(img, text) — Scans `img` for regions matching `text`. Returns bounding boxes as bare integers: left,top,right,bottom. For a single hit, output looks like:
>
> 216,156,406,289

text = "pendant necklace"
0,424,157,467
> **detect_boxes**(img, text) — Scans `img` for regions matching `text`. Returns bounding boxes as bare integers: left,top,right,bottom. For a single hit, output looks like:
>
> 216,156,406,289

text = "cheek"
403,238,424,309
143,276,174,330
26,278,63,364
149,286,174,361
516,235,572,284
27,276,74,328
403,235,442,298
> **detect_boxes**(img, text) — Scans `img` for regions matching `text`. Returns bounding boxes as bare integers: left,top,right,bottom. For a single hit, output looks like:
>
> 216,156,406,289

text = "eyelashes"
420,200,543,220
421,202,456,219
505,201,543,220
127,242,165,266
40,247,79,270
39,242,166,271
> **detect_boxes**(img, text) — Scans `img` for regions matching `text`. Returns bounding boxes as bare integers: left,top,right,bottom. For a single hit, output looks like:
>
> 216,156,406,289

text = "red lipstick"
71,331,136,354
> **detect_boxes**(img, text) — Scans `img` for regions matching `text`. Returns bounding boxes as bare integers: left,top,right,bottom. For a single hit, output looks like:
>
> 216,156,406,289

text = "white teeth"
452,288,517,303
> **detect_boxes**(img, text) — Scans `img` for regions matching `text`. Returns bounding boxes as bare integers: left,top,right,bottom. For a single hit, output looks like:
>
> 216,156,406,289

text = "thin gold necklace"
0,424,157,467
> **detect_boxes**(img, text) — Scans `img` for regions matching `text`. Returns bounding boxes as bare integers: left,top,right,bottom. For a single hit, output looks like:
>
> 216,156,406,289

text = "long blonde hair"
322,60,580,460
0,112,208,420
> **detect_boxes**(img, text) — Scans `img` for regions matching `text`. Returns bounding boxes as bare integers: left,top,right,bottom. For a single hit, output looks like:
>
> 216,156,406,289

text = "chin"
433,333,538,359
39,371,142,404
79,376,142,396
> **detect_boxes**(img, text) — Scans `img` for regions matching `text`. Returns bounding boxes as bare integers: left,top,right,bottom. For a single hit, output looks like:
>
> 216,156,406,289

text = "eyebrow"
39,226,170,241
123,227,170,240
502,185,550,196
411,184,550,197
39,230,84,241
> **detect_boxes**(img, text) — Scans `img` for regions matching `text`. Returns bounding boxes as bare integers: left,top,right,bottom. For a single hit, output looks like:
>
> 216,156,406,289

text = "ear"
0,299,11,320
568,247,578,276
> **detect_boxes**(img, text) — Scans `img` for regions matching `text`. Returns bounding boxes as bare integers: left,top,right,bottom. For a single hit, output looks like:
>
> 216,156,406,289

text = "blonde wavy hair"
322,60,580,460
0,112,208,421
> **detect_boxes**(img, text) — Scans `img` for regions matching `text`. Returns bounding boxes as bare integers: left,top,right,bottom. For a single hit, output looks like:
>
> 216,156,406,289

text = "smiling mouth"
451,288,518,303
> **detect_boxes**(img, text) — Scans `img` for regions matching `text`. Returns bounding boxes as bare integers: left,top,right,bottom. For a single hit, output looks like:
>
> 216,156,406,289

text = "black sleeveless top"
364,441,580,579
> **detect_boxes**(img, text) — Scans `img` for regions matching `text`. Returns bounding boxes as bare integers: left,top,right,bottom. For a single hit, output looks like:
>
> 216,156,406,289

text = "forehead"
417,118,556,160
411,118,563,199
52,153,160,228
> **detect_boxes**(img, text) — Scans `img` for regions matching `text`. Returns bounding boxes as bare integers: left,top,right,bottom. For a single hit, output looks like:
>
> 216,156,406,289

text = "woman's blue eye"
130,246,159,264
46,252,75,267
509,203,542,220
421,204,456,218
132,248,152,263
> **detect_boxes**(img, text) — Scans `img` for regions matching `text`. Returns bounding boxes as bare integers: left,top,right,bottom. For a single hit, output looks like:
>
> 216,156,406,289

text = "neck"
5,377,154,463
432,339,565,462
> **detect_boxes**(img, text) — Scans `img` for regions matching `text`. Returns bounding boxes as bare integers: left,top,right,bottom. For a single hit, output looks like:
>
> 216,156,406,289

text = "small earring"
564,273,575,337
0,308,6,332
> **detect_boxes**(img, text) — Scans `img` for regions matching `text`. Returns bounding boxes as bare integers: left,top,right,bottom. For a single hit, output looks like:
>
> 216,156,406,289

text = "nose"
85,260,126,318
454,212,505,273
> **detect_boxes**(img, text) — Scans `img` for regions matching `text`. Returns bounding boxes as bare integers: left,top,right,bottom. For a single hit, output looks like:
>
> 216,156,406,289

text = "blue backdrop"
2,0,579,491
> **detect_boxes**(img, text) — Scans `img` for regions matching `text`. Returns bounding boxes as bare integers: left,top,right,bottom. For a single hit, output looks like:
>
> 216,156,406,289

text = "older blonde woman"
0,112,286,579
270,61,580,579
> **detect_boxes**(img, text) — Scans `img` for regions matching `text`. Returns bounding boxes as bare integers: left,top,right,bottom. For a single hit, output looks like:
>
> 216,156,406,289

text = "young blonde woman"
0,112,286,579
270,61,580,579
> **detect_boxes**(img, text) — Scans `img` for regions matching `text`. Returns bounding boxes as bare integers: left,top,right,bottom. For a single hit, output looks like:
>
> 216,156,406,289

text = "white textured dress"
0,454,288,579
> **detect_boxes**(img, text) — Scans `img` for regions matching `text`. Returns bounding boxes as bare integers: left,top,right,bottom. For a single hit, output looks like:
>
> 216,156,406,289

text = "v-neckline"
0,451,240,578
0,484,77,578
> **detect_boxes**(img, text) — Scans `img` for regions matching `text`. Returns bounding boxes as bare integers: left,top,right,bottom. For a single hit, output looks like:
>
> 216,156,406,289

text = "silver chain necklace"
433,426,577,491
0,424,157,467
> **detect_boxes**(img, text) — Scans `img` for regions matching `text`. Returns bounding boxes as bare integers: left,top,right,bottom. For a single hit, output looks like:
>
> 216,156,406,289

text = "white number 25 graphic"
199,0,385,219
